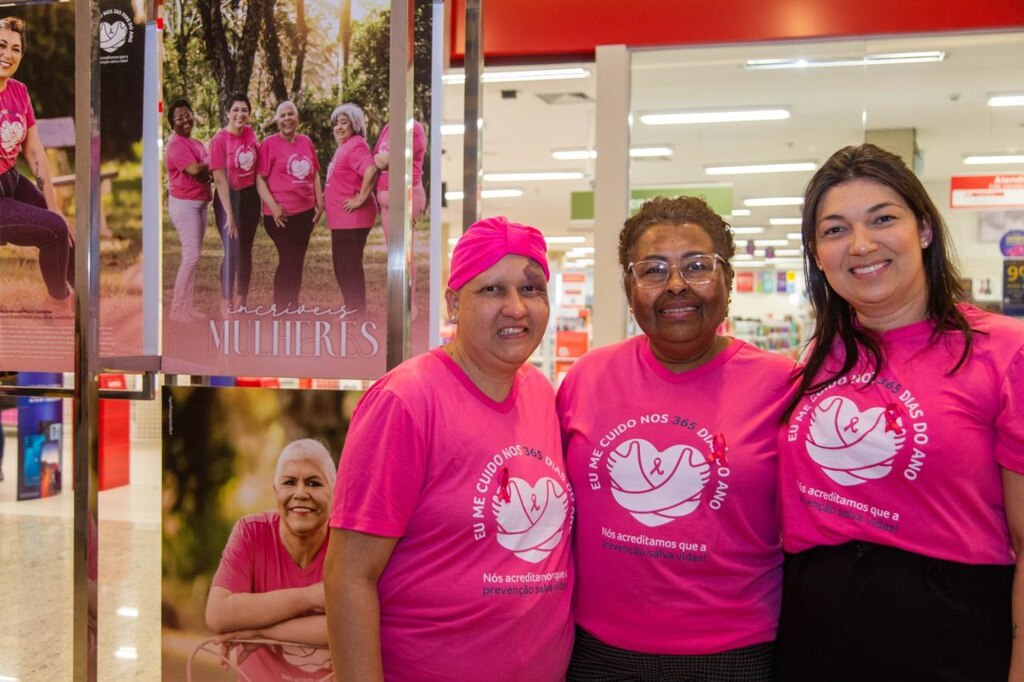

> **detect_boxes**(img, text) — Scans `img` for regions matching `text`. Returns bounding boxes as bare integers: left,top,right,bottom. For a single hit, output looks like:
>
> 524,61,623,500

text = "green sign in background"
571,185,734,221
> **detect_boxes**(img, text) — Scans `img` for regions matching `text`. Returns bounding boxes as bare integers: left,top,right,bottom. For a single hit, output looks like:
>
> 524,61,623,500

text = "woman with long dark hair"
777,143,1024,681
209,93,262,317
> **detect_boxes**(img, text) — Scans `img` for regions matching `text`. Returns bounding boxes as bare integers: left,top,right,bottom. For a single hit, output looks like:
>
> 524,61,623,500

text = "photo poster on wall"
16,372,62,501
0,0,145,372
161,384,359,679
160,0,433,379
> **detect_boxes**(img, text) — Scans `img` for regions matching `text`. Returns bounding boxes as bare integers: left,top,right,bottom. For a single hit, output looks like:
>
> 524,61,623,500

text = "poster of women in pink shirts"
160,0,433,380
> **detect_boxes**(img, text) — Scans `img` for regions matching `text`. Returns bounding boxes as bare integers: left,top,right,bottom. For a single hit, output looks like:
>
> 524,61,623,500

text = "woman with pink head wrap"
324,217,574,681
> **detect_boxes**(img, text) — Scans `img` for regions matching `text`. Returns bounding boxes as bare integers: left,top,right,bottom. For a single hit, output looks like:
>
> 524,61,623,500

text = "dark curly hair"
165,98,192,127
785,143,975,419
618,195,736,294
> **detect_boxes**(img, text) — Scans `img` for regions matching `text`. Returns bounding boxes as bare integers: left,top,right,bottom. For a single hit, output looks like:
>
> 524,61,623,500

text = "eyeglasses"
628,254,726,288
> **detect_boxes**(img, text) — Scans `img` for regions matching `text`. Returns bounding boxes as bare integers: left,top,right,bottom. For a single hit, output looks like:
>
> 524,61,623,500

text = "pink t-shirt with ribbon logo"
331,348,574,681
0,79,36,175
208,125,259,191
258,133,319,216
558,335,795,655
779,304,1024,566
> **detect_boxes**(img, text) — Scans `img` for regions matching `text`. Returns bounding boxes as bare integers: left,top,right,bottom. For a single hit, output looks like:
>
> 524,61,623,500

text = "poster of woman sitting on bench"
0,0,144,372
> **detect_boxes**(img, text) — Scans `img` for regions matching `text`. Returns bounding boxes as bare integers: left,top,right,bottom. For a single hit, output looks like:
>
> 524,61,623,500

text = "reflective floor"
0,424,161,681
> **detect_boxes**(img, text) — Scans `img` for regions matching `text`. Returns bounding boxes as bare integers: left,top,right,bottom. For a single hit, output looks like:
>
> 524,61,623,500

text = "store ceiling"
438,30,1024,264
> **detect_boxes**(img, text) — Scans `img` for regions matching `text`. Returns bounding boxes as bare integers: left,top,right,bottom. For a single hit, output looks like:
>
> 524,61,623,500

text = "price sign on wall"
1004,260,1024,316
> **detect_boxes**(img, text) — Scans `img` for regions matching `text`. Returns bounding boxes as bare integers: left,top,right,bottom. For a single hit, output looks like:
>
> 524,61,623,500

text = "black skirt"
777,541,1013,682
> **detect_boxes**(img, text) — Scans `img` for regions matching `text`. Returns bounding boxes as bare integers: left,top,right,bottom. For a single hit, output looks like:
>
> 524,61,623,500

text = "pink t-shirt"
330,348,574,681
558,336,795,655
780,304,1024,565
208,125,259,191
165,133,212,201
211,512,332,681
0,79,36,174
373,120,426,191
324,135,378,229
258,133,320,216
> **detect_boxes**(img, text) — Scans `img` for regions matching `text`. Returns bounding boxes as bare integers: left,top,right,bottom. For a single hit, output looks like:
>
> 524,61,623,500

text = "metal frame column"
592,44,631,348
461,0,482,231
72,1,101,679
385,0,415,369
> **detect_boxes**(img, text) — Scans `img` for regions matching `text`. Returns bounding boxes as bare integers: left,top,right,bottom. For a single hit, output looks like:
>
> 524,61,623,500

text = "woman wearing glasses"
0,16,74,311
557,196,794,680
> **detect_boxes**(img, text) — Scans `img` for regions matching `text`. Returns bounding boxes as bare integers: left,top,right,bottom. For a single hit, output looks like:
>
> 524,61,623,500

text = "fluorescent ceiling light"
116,606,139,618
988,94,1024,108
571,258,595,267
786,232,803,240
441,123,465,135
566,247,595,257
445,189,525,201
744,196,804,207
443,67,590,85
963,154,1024,165
630,146,674,158
770,217,803,225
552,146,673,160
115,647,138,660
764,249,804,257
483,171,584,182
640,108,790,125
705,161,815,175
729,208,752,217
734,260,767,268
552,149,595,161
731,227,766,235
744,51,945,70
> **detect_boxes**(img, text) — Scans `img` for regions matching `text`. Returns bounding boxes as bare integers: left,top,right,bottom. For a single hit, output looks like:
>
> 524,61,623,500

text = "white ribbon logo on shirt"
806,395,904,486
289,157,312,180
492,476,568,563
0,119,26,153
607,438,710,527
235,148,255,171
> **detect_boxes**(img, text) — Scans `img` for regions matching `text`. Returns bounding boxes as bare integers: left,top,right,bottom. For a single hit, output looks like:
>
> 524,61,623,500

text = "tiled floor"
0,429,161,681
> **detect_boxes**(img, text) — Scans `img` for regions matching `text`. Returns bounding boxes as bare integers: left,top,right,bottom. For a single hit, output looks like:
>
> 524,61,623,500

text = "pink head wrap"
447,216,550,290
